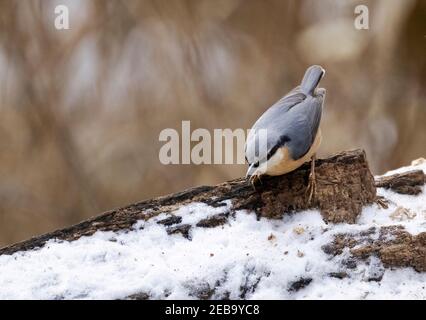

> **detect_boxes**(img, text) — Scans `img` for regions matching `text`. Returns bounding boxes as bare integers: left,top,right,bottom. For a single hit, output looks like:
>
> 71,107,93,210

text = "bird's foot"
306,172,316,204
305,155,317,204
249,174,263,191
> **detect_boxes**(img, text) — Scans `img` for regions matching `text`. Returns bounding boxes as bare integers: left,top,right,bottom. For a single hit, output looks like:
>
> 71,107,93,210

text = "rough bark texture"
0,149,379,256
239,149,377,223
323,226,426,272
375,170,425,195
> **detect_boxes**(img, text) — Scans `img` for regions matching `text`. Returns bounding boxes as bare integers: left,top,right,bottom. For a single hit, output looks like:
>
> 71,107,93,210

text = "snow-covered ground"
0,161,425,300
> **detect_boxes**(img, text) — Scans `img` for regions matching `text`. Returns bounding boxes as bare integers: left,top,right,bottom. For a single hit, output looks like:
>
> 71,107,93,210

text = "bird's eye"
253,162,259,168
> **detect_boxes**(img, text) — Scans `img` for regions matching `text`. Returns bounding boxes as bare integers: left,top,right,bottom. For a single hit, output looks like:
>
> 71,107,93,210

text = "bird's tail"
300,65,325,95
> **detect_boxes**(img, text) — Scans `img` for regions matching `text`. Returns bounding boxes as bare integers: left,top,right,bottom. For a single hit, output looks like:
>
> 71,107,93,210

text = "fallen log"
375,170,425,195
0,149,425,300
0,149,377,256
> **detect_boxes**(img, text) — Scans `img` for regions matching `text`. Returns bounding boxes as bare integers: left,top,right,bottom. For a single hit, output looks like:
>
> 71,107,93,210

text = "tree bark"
323,225,426,273
375,169,425,195
0,149,381,256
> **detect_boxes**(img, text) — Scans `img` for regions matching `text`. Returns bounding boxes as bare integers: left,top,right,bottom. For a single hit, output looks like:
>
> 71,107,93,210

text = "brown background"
0,0,425,246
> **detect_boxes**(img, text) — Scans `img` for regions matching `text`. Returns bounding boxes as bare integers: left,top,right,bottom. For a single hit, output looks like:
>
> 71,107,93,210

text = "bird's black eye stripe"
267,146,279,161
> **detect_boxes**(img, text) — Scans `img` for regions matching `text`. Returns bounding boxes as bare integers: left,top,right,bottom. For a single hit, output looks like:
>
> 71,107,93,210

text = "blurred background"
0,0,425,246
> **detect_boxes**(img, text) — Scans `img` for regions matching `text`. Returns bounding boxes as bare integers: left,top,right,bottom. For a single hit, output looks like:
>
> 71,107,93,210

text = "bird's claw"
306,172,316,204
249,174,263,191
305,155,317,205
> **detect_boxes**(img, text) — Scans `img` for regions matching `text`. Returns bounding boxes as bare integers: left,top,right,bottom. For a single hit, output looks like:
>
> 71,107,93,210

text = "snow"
360,159,426,235
0,161,425,300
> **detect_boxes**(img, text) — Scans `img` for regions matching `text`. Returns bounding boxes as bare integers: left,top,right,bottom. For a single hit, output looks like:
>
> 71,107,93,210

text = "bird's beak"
246,163,257,178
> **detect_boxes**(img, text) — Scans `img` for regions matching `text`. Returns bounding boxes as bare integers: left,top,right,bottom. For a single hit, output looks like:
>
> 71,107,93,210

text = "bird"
245,65,326,202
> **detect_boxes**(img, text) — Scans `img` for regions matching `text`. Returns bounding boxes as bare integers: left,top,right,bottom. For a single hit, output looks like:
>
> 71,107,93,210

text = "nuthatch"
245,65,326,201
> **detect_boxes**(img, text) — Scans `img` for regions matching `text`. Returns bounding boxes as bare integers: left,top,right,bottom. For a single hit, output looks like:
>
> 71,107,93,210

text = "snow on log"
0,149,425,299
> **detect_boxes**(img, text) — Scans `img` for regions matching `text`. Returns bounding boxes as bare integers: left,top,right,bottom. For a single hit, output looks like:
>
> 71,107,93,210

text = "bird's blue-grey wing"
245,89,306,165
284,93,324,160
